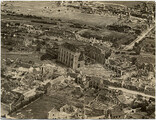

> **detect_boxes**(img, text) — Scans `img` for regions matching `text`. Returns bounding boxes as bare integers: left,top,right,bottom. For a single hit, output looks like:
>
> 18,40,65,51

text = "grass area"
1,48,43,65
137,54,155,65
10,94,68,119
2,1,118,26
50,10,117,26
10,87,84,119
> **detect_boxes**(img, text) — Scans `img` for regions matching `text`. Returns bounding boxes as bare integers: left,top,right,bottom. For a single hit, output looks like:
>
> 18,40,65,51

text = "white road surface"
109,86,155,99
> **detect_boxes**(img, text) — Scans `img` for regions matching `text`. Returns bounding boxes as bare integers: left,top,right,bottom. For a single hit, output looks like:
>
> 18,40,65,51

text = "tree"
105,50,112,59
146,64,154,72
131,57,137,65
112,41,119,48
134,46,141,55
1,66,6,77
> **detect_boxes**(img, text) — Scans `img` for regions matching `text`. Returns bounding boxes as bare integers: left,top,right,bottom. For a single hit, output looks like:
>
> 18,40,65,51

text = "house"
86,76,103,89
48,104,82,119
46,76,66,94
12,87,36,100
144,86,155,96
90,101,108,112
40,45,46,54
67,73,80,79
48,108,71,119
67,72,86,85
106,105,125,119
41,64,55,75
117,94,130,104
127,112,147,119
60,104,77,113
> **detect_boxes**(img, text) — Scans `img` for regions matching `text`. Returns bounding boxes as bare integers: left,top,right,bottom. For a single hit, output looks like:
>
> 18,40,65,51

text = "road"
109,86,155,99
124,26,154,50
88,115,105,119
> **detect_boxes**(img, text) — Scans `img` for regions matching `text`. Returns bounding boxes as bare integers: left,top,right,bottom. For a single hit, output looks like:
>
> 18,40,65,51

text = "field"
10,87,84,119
10,94,68,119
2,1,118,26
1,48,42,63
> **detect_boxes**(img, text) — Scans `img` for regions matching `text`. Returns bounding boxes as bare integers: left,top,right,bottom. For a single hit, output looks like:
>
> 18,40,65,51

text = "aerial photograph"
1,1,155,119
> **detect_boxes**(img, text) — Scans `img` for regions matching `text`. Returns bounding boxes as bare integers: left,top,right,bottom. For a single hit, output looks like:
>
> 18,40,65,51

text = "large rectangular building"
85,45,106,64
57,42,85,70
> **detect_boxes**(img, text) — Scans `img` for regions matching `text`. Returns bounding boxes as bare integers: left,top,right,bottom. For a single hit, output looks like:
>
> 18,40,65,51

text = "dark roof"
67,73,79,78
91,76,101,81
62,42,80,52
85,44,110,54
62,41,85,52
109,106,125,117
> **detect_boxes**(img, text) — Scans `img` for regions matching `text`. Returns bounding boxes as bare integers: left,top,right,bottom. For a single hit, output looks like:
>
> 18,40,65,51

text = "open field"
1,48,42,63
2,1,118,26
10,94,68,119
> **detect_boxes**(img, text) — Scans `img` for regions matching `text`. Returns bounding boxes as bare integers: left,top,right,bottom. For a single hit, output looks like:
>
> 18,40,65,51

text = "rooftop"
12,87,36,98
85,44,110,54
62,41,86,53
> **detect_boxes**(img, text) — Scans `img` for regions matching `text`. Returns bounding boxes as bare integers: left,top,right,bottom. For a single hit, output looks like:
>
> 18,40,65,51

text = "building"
57,42,85,69
106,106,125,119
105,59,123,77
85,45,105,64
85,43,112,65
40,45,46,54
48,104,83,119
86,76,103,89
12,87,36,99
48,108,71,119
60,104,77,113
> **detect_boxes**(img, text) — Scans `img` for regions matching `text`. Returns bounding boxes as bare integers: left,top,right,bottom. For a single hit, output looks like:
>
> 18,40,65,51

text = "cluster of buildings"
46,70,155,119
2,39,155,119
56,40,155,97
1,58,67,114
57,41,111,69
48,104,84,119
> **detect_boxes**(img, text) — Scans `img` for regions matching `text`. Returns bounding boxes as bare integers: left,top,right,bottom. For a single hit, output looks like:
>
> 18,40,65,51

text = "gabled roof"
109,105,125,116
117,95,126,103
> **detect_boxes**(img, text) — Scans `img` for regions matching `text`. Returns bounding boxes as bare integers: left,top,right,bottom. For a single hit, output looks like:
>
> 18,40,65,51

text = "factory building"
57,42,85,70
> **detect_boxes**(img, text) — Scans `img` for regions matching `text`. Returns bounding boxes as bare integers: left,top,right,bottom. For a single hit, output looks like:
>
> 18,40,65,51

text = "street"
124,25,154,50
109,86,155,98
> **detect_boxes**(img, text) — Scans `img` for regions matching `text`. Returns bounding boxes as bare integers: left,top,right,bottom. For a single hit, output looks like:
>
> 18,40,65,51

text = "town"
1,1,155,119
